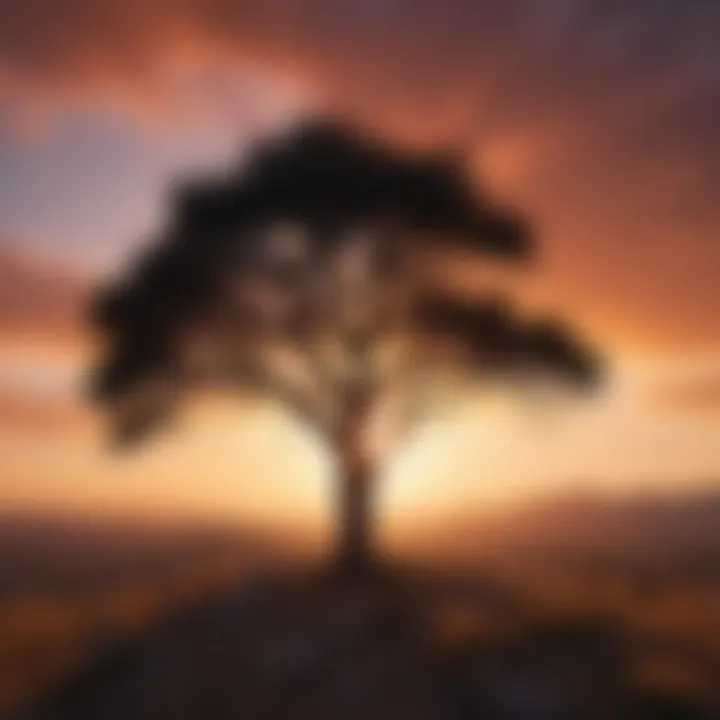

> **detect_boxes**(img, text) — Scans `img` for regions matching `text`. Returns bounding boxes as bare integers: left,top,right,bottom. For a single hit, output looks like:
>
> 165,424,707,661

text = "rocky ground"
10,567,720,720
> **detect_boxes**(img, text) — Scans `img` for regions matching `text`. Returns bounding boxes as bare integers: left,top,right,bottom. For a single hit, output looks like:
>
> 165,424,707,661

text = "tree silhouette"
90,120,599,575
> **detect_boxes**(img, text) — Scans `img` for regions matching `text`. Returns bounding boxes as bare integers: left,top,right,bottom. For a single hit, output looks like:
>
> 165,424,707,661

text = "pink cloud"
0,241,87,345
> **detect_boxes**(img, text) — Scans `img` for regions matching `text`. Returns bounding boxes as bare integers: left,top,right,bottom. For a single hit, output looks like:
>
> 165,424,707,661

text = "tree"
90,120,599,576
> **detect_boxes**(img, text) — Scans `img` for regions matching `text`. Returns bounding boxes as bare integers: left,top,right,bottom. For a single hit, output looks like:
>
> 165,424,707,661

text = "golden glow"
0,344,719,542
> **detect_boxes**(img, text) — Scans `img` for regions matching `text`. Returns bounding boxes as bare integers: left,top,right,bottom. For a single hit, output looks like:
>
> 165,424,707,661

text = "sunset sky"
0,0,718,538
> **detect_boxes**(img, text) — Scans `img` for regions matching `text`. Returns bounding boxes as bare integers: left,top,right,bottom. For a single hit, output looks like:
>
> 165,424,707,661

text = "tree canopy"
90,119,598,445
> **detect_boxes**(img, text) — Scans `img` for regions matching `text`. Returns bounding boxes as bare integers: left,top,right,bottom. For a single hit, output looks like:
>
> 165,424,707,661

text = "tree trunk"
333,382,375,577
335,458,374,576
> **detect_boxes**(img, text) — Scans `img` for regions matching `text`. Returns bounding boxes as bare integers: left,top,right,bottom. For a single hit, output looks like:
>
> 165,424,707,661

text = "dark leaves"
413,295,601,388
89,118,593,442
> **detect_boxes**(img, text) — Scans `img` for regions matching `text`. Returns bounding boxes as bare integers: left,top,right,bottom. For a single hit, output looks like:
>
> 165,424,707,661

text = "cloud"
0,1,716,144
0,241,87,347
656,374,720,416
0,243,89,434
0,388,90,435
0,0,717,353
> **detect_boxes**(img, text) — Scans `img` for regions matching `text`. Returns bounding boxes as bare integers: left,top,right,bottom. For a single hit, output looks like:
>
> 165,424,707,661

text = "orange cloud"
0,388,91,436
656,375,720,416
0,241,87,349
0,0,717,356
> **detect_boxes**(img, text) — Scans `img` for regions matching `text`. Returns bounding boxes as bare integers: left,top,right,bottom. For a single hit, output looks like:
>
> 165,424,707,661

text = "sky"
0,0,718,538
